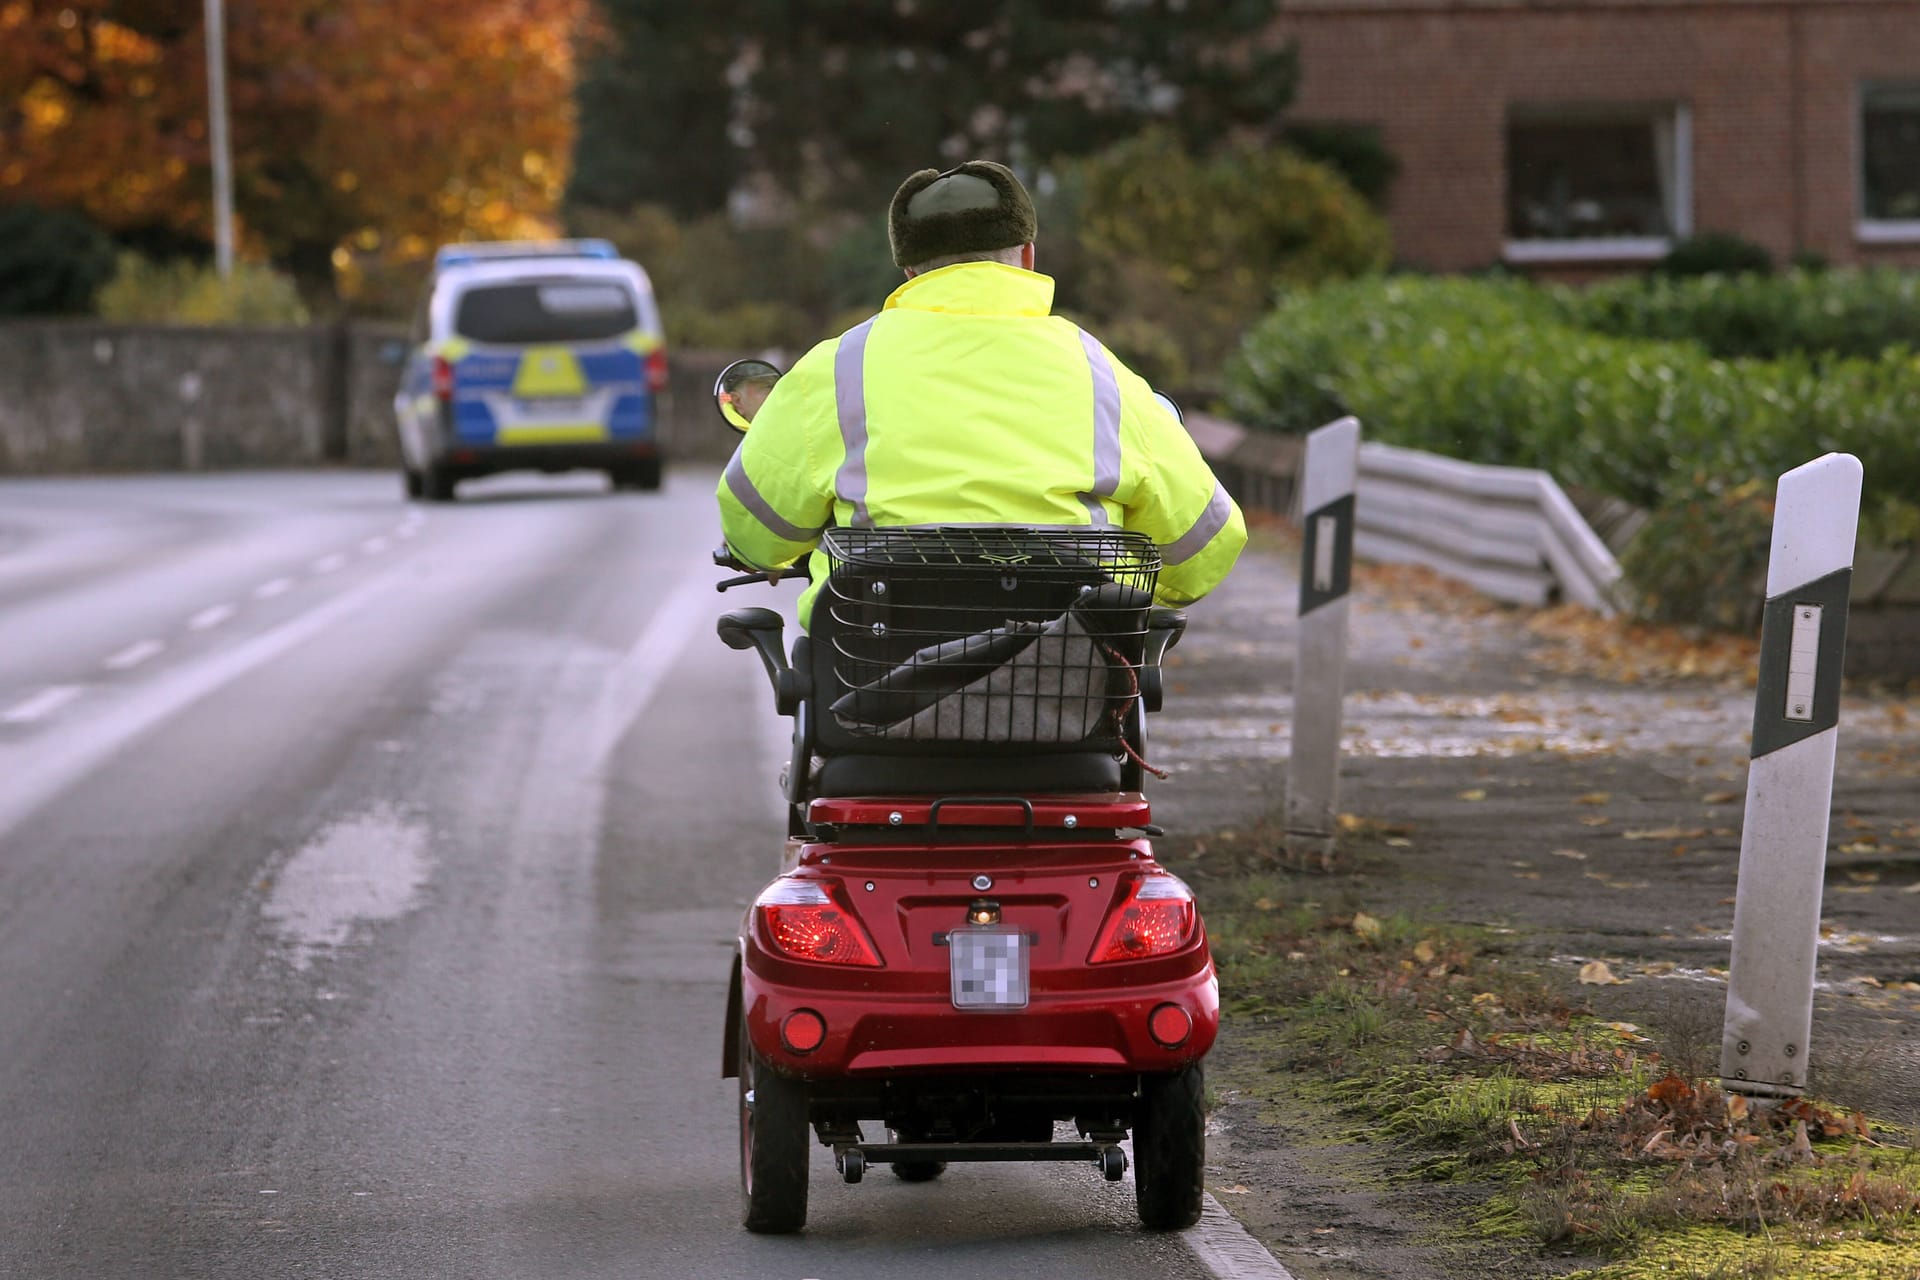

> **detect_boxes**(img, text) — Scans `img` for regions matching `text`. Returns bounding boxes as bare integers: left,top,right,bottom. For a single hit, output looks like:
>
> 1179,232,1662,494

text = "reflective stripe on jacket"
716,262,1246,625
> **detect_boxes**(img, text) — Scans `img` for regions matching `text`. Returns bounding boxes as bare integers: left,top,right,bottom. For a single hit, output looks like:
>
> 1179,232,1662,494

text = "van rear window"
453,280,639,344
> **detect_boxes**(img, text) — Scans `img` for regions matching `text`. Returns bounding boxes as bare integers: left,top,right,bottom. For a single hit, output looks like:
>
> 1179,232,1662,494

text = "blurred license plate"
949,927,1028,1010
518,396,588,417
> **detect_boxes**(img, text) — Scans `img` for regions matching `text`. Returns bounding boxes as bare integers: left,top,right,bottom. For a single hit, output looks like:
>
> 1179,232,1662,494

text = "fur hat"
887,161,1037,269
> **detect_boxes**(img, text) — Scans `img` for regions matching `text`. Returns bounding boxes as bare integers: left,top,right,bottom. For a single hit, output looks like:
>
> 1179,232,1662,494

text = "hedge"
1223,276,1920,558
1561,269,1920,361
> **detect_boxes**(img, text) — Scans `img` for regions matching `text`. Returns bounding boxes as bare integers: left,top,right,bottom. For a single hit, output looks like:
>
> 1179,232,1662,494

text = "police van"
394,240,668,501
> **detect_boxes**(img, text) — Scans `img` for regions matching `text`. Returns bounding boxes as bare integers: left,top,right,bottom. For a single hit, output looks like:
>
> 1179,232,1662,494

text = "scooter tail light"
755,878,881,968
1089,873,1197,964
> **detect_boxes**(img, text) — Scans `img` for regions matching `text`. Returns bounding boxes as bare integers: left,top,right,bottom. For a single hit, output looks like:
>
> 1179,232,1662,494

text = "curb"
1182,1195,1298,1280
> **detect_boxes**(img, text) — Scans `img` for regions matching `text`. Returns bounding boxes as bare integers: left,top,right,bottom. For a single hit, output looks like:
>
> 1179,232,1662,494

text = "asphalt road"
0,470,1224,1279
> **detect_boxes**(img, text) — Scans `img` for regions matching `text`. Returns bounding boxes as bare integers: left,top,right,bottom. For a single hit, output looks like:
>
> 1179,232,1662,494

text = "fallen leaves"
1550,848,1588,860
1578,960,1628,985
1458,788,1488,802
1351,911,1383,943
1622,826,1708,840
1525,602,1759,685
1575,792,1611,806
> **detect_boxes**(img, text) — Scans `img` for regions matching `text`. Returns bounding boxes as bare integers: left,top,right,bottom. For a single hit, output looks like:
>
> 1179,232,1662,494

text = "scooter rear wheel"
739,1027,809,1233
1134,1064,1206,1230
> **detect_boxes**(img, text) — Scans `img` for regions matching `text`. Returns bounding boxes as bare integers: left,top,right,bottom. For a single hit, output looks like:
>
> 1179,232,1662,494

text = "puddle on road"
263,806,433,969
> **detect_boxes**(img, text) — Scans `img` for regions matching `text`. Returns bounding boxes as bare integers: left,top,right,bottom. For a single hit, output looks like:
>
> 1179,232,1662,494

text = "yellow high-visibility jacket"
717,262,1246,625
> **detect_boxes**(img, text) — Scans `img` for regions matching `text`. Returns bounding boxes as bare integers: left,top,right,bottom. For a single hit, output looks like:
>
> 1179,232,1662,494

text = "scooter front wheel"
1134,1064,1205,1230
739,1024,809,1233
886,1128,946,1182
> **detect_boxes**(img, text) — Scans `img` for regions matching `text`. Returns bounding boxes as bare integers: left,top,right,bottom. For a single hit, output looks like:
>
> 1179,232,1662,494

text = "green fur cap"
887,160,1037,269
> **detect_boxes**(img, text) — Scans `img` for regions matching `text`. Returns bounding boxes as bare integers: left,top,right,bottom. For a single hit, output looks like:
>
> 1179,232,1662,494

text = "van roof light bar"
434,239,620,269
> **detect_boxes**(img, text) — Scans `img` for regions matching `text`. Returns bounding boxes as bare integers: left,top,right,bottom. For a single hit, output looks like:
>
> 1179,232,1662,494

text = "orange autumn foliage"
1,0,586,286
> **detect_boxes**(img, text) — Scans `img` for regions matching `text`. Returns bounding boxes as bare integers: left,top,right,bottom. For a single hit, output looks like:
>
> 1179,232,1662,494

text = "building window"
1860,82,1920,241
1504,103,1690,262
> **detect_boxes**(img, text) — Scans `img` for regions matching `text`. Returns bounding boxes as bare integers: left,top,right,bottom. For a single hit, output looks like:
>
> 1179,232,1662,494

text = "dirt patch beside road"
1149,531,1920,1279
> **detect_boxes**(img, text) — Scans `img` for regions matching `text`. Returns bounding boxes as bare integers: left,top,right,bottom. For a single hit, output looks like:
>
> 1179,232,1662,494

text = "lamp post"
204,0,234,278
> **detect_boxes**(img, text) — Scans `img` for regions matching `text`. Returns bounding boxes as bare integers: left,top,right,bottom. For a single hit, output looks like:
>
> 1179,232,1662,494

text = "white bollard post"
1285,416,1361,868
1721,452,1863,1099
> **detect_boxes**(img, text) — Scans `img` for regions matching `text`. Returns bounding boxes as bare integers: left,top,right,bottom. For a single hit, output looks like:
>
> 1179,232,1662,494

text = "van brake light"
431,355,455,401
645,346,668,395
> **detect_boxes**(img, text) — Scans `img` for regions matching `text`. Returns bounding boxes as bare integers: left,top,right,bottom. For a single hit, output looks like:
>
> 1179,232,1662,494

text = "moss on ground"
1200,863,1920,1278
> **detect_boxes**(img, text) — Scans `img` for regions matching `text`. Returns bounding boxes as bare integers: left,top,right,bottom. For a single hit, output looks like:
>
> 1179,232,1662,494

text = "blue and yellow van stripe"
428,336,655,446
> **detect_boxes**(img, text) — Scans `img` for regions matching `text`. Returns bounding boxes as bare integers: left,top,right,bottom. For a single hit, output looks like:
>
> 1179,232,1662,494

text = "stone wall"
1848,546,1920,686
0,319,751,475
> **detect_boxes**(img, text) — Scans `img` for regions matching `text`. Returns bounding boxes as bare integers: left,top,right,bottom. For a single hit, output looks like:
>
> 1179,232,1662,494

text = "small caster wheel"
838,1148,865,1184
1099,1147,1127,1182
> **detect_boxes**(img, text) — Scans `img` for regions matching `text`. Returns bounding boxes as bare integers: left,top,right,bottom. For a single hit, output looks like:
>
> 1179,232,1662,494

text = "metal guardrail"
1187,413,1624,616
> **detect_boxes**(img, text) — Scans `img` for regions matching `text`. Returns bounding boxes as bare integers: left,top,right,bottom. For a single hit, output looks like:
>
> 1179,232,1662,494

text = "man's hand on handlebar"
712,544,788,592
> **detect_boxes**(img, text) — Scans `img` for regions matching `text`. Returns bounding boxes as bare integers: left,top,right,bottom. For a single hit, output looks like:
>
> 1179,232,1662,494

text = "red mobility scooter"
712,362,1218,1235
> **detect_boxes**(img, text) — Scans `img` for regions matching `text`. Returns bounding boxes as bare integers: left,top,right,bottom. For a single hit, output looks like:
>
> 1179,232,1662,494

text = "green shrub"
96,253,310,325
660,299,815,350
0,204,117,315
1278,121,1400,209
571,202,839,349
1562,269,1920,360
1223,276,1920,569
1074,128,1391,391
1621,480,1776,631
1656,231,1774,278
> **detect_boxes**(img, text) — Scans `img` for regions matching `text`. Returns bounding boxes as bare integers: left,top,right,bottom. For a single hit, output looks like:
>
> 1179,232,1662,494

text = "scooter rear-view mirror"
714,359,784,433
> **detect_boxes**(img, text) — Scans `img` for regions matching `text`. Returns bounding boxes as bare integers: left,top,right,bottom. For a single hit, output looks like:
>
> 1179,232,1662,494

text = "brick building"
1269,0,1920,272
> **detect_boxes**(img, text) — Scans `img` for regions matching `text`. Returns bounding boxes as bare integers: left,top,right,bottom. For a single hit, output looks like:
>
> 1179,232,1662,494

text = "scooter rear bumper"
739,949,1219,1079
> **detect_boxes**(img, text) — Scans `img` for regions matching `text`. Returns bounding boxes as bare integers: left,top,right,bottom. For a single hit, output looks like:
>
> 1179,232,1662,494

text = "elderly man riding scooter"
716,159,1246,618
711,161,1248,1236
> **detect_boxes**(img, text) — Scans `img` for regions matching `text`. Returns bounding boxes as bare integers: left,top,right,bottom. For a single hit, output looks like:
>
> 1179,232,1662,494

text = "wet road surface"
0,471,1220,1279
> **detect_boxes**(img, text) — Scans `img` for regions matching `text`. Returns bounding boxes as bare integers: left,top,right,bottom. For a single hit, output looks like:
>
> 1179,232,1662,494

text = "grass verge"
1198,847,1920,1278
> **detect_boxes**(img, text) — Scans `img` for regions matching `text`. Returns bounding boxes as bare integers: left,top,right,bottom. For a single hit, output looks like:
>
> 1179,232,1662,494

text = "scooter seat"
811,751,1122,797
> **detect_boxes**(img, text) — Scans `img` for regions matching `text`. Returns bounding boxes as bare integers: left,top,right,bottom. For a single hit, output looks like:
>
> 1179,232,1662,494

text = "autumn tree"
1,0,589,303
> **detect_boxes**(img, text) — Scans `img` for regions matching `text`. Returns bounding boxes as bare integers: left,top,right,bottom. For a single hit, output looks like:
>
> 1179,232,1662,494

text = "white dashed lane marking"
2,685,85,726
312,553,348,574
361,537,390,555
104,640,164,672
253,577,293,600
188,604,236,631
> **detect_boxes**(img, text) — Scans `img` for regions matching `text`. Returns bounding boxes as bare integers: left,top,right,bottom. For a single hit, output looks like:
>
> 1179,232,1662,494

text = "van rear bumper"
432,440,659,475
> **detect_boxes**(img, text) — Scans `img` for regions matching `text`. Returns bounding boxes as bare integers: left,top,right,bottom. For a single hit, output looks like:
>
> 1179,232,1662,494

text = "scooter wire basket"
820,527,1160,749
